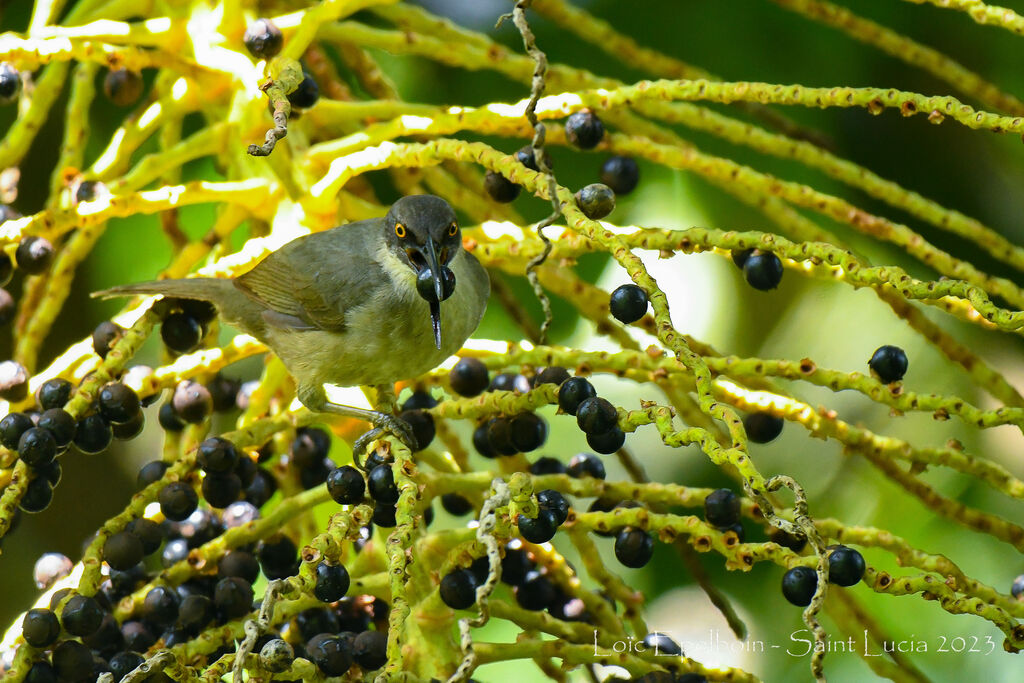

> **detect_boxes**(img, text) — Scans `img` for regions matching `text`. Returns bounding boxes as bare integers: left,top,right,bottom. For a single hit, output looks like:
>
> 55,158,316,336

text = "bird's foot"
352,413,418,468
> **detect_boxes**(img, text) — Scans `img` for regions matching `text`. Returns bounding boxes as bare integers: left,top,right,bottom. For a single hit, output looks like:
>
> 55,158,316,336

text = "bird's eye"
395,223,406,238
447,222,458,237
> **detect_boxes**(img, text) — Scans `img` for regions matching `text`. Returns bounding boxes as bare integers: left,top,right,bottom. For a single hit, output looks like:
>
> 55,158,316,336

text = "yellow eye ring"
448,223,458,237
395,223,406,238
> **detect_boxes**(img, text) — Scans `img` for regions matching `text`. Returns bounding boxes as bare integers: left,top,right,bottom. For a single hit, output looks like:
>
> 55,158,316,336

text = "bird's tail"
92,278,231,302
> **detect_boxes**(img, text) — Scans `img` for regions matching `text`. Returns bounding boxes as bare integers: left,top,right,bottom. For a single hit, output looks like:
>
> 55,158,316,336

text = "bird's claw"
352,415,418,469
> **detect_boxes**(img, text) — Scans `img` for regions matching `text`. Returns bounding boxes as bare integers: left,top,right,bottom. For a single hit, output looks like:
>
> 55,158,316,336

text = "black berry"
314,562,350,602
703,488,741,528
532,366,570,388
557,377,596,416
485,416,519,456
52,640,93,682
744,412,783,443
104,531,144,571
609,284,649,323
197,437,239,474
743,250,784,290
18,427,57,467
567,453,605,479
440,568,477,609
214,576,254,620
399,409,435,451
15,236,54,274
258,534,299,579
642,631,681,656
575,183,615,220
769,526,806,553
159,482,198,522
509,412,547,452
308,634,353,676
827,545,866,586
441,492,473,516
576,396,618,435
515,145,552,172
61,594,104,637
565,109,604,149
202,472,242,508
782,566,818,606
529,456,567,475
172,380,212,423
472,421,497,458
586,426,625,454
868,345,908,383
353,629,388,670
126,518,163,555
290,426,331,468
0,62,21,103
92,321,124,358
484,171,521,203
0,360,29,400
74,414,112,454
614,528,653,568
109,652,145,682
327,465,365,505
367,464,399,505
600,156,639,195
732,248,754,269
449,357,489,397
137,460,168,488
20,476,53,512
178,594,215,633
37,378,73,410
287,72,319,108
518,507,558,544
207,374,241,412
104,69,144,106
514,570,555,611
243,18,283,58
143,586,180,625
0,412,33,450
98,382,142,424
537,489,569,526
22,608,60,647
161,313,204,354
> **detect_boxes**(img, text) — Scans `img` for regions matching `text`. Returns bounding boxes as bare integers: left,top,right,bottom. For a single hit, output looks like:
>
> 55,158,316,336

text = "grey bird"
95,195,489,458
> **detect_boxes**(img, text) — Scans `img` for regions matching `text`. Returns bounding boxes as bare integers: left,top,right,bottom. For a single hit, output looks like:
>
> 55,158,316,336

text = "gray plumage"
95,196,489,434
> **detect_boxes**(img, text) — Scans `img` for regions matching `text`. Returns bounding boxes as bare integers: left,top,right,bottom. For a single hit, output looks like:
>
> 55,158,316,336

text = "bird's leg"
296,383,417,468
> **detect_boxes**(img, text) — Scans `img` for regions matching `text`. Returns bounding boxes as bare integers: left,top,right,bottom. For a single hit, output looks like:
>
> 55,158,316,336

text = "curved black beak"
418,237,444,350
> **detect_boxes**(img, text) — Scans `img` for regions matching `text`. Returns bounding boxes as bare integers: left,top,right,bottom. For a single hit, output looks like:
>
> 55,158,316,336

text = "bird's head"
384,194,462,349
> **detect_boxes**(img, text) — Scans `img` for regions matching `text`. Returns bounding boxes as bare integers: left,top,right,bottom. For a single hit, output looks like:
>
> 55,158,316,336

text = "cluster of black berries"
781,544,866,606
20,489,391,682
440,538,590,621
559,376,625,454
325,443,437,530
703,488,745,542
450,360,626,456
0,375,148,513
152,444,272,523
731,247,784,291
483,109,639,222
242,19,319,111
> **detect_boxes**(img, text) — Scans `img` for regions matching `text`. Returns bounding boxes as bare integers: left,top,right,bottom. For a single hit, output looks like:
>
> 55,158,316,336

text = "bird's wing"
234,219,387,332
